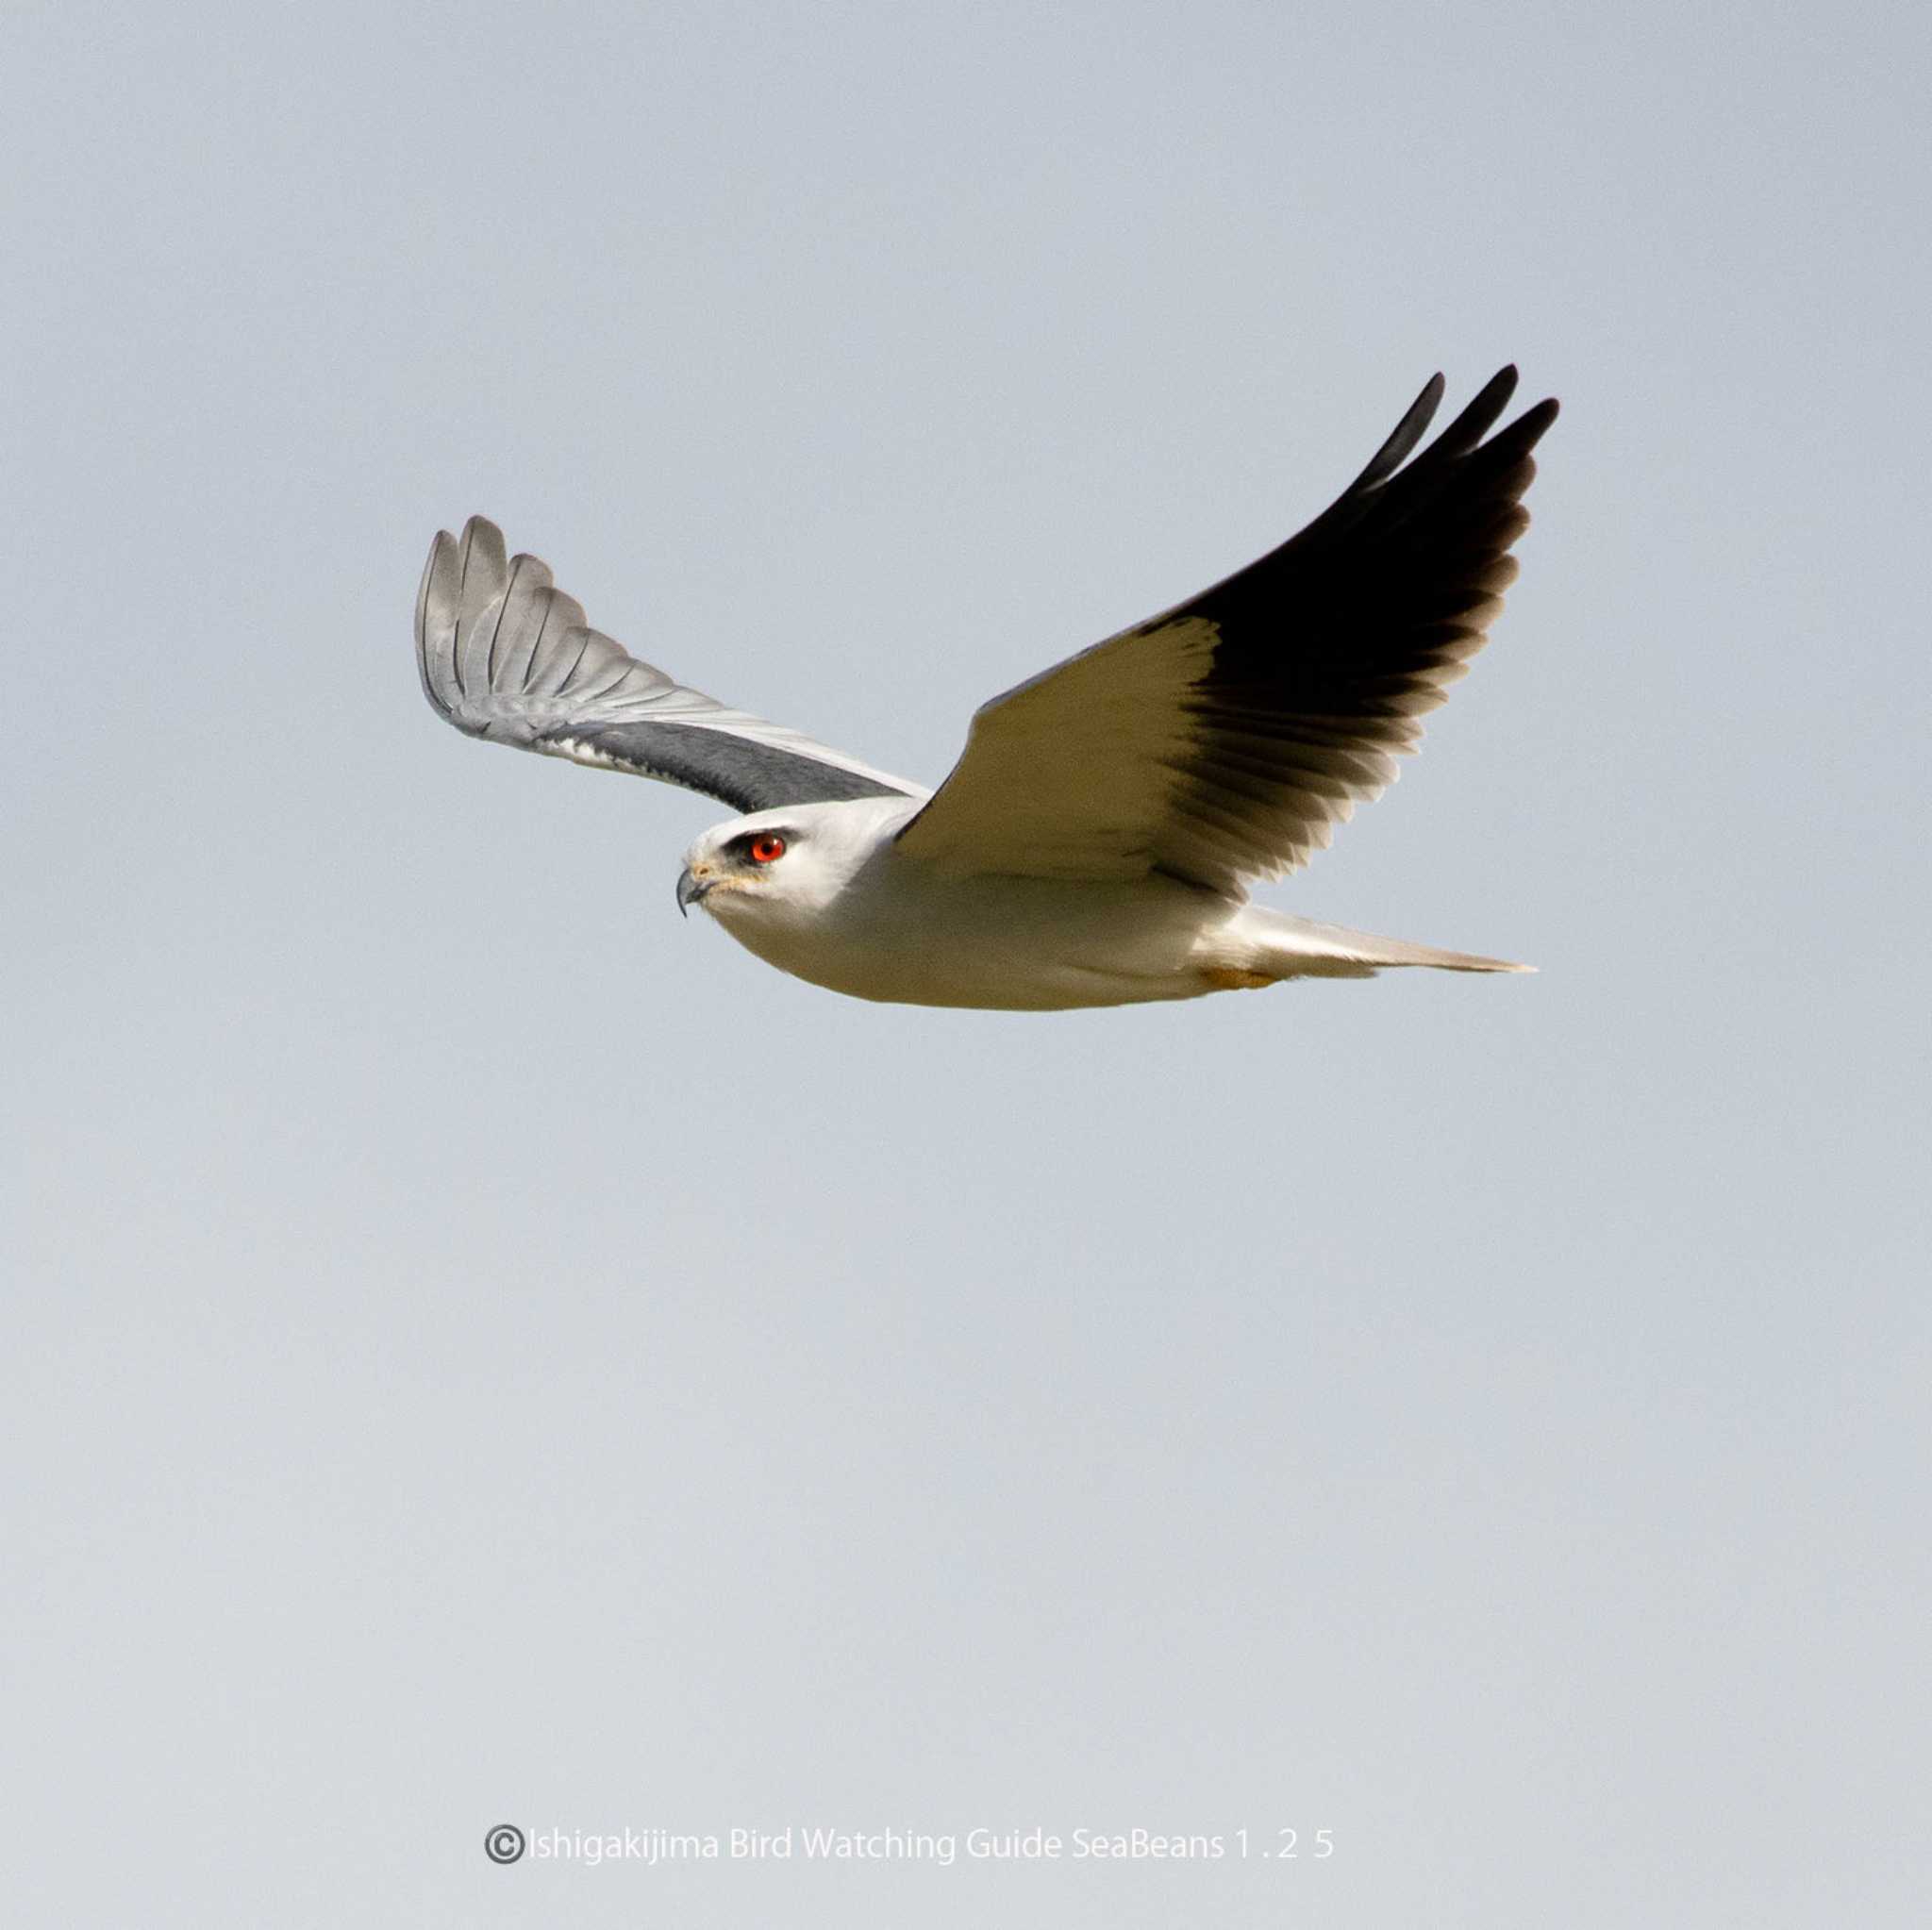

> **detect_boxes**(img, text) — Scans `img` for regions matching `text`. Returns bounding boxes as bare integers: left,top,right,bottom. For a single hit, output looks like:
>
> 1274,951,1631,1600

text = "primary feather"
415,516,922,813
895,367,1557,892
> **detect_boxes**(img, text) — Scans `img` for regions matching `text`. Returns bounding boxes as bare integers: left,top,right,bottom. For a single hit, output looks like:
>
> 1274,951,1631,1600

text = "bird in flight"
416,367,1557,1010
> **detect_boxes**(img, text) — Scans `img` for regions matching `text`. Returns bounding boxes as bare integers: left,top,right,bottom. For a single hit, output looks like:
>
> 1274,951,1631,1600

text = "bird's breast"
707,857,1229,1010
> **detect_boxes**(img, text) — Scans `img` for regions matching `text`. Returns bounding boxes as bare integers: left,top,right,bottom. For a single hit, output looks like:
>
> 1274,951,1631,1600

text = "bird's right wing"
416,517,925,815
894,369,1557,893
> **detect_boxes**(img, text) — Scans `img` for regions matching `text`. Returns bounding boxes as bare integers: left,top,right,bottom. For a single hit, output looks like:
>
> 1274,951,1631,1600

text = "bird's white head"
675,797,912,930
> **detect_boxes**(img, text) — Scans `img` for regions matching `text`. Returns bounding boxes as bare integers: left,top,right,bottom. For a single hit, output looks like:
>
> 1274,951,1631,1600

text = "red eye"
749,835,786,864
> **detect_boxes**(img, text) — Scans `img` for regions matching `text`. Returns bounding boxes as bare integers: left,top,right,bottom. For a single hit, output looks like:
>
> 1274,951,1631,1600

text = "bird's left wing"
417,517,924,814
894,368,1557,893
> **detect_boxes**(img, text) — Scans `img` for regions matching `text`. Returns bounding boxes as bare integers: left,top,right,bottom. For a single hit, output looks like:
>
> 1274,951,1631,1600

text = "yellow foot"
1200,967,1274,991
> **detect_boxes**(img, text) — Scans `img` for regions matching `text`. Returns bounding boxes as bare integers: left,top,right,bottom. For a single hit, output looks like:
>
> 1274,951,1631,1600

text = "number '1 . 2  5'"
1233,1829,1335,1859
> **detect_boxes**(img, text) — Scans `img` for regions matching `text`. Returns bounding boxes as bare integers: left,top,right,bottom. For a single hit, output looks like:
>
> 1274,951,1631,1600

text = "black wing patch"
542,721,915,814
893,368,1557,890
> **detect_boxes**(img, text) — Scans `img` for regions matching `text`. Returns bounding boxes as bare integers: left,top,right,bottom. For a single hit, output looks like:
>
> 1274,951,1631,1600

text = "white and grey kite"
417,368,1557,1010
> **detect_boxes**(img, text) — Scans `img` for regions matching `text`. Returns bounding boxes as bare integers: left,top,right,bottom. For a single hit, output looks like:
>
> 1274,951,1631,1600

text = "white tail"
1226,907,1534,981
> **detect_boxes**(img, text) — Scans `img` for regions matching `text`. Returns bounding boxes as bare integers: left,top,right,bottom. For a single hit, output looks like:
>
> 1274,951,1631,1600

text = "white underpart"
688,801,1527,1012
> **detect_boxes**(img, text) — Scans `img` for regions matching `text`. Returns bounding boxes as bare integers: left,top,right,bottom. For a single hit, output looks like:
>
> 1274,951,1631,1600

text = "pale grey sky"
6,2,1927,1924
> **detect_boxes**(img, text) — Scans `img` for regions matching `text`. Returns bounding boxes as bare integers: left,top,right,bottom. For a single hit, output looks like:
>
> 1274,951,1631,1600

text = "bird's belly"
718,872,1230,1011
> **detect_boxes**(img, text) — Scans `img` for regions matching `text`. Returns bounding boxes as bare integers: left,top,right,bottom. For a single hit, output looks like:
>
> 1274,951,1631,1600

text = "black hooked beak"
675,867,712,918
